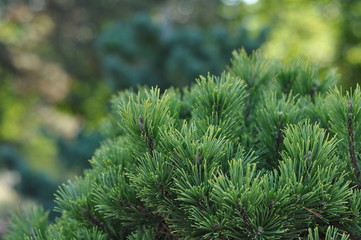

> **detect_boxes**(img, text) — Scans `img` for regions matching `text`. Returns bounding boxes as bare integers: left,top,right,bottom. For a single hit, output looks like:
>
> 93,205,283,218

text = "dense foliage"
97,13,267,89
5,51,361,239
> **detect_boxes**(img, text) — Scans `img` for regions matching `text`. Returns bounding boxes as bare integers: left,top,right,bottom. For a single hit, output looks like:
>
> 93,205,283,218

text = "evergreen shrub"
5,50,361,239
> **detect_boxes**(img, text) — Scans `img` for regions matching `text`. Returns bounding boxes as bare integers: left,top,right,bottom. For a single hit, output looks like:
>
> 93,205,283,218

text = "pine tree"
5,50,361,239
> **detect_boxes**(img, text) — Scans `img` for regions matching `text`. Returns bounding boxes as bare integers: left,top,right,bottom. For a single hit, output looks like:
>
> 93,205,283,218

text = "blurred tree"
221,0,360,87
337,0,361,88
97,13,268,89
55,130,103,173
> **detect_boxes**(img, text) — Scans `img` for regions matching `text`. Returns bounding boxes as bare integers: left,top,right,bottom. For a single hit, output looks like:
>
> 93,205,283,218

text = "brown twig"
347,101,361,188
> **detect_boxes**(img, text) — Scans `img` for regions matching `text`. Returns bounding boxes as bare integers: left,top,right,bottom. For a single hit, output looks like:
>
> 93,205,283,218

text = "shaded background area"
0,0,360,236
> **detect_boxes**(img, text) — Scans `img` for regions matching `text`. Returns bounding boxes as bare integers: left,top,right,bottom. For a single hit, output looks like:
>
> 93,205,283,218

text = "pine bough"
5,50,361,239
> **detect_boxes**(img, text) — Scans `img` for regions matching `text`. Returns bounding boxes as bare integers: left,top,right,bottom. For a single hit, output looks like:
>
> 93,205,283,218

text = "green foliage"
56,130,103,172
326,87,361,188
5,205,49,240
274,59,338,98
307,227,349,240
97,14,267,89
7,50,361,239
256,93,302,167
189,73,247,140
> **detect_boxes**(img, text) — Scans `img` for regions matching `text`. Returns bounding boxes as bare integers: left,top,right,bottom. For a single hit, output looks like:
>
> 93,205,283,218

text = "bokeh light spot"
243,0,259,4
346,46,361,64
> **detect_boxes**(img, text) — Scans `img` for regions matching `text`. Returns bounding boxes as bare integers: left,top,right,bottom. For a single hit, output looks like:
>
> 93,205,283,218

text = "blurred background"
0,0,360,236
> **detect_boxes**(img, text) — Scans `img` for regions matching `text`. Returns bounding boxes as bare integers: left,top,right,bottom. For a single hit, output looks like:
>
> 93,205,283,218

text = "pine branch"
347,101,361,188
158,221,178,239
237,205,254,234
139,114,155,156
348,233,361,240
83,208,103,230
274,121,284,161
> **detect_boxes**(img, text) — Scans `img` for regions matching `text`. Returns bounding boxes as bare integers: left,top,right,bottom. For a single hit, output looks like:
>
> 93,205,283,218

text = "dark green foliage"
327,87,361,188
5,205,49,240
255,93,302,167
56,130,103,172
7,50,361,239
97,14,267,90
